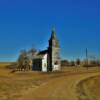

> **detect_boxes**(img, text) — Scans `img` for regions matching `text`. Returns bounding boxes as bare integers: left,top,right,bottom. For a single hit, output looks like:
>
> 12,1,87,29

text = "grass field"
0,63,70,100
0,62,13,68
0,63,48,100
79,76,100,100
0,63,100,100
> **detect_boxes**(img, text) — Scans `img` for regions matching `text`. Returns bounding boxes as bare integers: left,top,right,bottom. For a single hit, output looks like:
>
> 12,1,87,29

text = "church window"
55,61,58,65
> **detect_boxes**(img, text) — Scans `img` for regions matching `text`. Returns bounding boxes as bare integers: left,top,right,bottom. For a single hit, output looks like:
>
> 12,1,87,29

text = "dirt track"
19,70,100,100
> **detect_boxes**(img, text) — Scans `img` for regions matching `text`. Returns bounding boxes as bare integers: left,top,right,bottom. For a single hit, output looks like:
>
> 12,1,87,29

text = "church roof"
34,50,48,59
38,50,48,55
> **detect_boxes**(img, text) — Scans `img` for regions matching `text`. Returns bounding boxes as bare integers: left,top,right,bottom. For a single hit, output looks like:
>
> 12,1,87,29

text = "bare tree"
17,48,37,71
17,50,27,71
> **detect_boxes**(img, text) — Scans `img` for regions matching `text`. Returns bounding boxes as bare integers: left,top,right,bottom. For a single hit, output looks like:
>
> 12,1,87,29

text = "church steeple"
51,28,56,39
48,28,61,72
49,28,59,47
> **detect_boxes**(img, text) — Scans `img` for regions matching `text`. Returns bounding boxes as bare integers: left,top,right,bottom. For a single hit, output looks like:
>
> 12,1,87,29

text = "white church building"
32,29,61,72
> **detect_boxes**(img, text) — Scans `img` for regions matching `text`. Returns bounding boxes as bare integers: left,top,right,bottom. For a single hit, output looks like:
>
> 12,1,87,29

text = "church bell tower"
48,29,61,71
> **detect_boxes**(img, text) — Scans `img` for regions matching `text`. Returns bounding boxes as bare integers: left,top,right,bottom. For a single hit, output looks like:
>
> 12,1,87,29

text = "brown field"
0,62,13,68
77,75,100,100
0,63,100,100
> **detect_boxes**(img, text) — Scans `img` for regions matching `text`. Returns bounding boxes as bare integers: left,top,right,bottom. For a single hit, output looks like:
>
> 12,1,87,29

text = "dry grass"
0,62,13,68
83,76,100,100
77,76,100,100
0,63,100,100
0,70,59,100
0,63,45,100
0,70,40,100
0,63,68,100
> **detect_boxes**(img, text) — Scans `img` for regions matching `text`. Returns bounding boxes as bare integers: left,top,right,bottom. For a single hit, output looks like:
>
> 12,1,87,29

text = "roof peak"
51,28,56,39
52,27,56,32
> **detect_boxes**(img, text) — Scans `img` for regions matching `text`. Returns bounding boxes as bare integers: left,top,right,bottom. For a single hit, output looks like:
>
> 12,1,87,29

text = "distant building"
32,29,61,72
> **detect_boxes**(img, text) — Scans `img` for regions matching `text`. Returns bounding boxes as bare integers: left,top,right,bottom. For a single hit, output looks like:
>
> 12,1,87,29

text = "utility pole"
86,48,88,69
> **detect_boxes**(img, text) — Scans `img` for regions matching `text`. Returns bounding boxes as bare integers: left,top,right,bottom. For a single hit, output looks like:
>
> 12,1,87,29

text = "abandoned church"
32,29,61,72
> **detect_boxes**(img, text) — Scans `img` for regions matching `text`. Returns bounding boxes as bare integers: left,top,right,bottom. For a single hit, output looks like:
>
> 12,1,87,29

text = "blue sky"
0,0,100,62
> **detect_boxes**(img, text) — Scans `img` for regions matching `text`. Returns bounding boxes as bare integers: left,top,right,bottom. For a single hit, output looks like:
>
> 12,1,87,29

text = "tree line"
61,58,100,67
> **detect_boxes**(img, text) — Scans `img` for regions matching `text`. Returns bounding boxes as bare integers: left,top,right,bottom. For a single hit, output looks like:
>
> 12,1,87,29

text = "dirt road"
19,70,100,100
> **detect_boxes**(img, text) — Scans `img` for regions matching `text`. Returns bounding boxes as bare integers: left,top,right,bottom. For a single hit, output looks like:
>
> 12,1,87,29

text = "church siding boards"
42,54,48,72
32,50,48,72
32,29,61,72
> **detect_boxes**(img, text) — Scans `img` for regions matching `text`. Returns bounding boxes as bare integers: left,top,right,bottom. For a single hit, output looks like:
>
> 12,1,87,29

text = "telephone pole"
86,48,88,68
